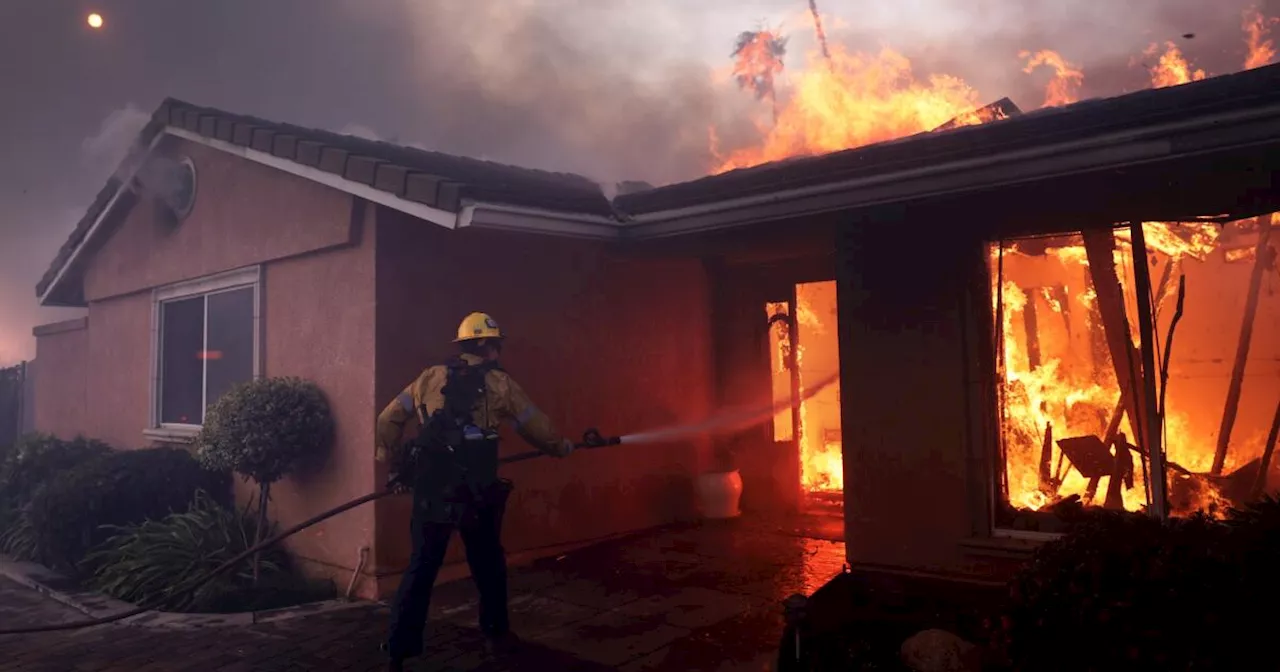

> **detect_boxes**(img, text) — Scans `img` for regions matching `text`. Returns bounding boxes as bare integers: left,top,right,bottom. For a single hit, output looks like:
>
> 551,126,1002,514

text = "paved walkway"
0,517,846,671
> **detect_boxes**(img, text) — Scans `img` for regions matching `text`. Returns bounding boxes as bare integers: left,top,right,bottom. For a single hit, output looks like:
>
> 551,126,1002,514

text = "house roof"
615,62,1280,216
35,62,1280,305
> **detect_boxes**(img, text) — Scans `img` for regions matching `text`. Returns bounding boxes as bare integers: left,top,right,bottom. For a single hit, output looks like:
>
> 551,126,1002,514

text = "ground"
0,517,846,671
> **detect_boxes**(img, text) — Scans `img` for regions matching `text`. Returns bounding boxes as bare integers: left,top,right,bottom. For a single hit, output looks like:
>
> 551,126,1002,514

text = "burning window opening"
767,281,843,499
990,217,1280,530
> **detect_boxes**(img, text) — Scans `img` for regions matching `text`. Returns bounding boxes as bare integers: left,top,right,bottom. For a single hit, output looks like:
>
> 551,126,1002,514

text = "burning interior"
768,280,844,514
991,216,1280,530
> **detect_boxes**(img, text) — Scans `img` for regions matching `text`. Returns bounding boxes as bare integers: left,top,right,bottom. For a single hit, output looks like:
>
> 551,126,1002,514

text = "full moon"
87,13,103,29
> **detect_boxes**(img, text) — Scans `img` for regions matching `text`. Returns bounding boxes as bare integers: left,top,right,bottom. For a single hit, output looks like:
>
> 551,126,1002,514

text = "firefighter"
376,312,574,670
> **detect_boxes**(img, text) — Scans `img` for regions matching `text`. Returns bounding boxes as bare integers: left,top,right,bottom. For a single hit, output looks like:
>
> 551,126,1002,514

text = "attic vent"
168,156,198,220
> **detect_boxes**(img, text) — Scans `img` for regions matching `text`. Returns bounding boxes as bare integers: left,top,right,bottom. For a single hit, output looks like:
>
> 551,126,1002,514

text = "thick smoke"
1,0,1277,365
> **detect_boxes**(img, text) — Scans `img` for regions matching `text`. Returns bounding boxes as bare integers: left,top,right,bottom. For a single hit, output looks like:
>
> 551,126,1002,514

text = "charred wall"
372,209,714,595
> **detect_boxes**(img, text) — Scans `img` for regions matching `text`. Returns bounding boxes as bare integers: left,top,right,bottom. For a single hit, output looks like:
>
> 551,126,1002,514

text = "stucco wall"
34,138,377,596
257,202,377,595
836,220,994,577
31,319,89,440
371,208,714,594
83,136,354,303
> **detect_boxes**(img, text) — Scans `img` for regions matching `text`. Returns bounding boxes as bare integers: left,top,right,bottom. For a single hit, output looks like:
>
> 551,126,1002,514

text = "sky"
0,0,1273,366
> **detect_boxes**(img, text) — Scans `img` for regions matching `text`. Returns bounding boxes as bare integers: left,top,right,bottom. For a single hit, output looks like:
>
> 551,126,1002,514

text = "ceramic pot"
696,469,744,519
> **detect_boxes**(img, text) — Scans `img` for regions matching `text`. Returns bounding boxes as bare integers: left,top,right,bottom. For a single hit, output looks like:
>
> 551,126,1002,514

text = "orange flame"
732,29,787,102
1245,6,1279,69
1145,42,1207,88
715,45,986,173
1021,50,1084,107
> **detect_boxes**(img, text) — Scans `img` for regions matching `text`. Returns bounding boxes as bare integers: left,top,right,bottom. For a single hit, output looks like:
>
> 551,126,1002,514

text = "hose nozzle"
579,428,621,449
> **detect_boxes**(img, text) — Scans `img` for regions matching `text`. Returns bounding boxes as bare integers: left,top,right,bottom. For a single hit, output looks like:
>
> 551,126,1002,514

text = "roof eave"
620,100,1280,239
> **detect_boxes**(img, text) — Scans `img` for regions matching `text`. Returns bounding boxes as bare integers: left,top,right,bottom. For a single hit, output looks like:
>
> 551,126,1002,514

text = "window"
988,215,1280,534
152,268,259,427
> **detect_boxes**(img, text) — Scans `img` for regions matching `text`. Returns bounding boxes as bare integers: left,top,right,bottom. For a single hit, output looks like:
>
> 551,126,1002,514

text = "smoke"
81,104,151,177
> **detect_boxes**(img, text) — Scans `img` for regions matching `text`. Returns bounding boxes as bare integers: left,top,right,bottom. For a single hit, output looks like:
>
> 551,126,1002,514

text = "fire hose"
0,429,621,636
1,372,839,637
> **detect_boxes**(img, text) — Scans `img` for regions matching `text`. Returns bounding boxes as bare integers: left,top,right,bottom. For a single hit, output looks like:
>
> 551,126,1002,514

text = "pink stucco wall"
371,209,714,596
31,318,89,439
33,137,378,596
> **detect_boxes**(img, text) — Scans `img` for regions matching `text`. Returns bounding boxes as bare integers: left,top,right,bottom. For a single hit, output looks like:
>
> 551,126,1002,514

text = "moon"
87,13,103,29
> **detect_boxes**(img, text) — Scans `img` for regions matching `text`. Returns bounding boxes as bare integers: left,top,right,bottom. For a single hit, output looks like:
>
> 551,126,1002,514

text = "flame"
732,29,788,103
712,8,1279,173
766,285,844,494
1145,42,1207,88
1245,6,1279,69
1021,50,1084,107
714,45,987,173
991,223,1253,517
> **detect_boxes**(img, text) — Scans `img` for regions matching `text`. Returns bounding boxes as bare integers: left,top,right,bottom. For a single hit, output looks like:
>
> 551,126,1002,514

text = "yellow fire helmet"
454,312,504,343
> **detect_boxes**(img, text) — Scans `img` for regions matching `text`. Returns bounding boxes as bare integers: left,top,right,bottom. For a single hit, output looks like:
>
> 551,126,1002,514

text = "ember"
991,218,1280,521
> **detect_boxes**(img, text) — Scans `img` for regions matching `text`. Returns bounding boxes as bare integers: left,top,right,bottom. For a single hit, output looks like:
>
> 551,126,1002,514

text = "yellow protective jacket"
375,354,569,470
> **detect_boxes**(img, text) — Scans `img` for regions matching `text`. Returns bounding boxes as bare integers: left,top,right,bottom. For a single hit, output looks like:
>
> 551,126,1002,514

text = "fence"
0,361,31,448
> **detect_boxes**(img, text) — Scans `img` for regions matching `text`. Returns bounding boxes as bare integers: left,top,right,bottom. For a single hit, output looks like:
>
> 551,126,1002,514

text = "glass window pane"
160,296,205,424
204,287,255,413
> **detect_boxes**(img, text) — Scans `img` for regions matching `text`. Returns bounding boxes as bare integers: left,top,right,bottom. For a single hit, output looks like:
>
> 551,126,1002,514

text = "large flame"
992,222,1250,517
1245,6,1279,69
1021,50,1084,107
714,45,986,173
1145,42,1207,88
712,11,1276,173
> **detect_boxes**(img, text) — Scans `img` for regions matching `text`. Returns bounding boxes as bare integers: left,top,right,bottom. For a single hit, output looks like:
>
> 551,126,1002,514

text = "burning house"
28,62,1280,594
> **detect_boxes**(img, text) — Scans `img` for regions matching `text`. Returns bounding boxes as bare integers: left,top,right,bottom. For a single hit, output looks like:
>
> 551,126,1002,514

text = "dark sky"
0,0,1272,365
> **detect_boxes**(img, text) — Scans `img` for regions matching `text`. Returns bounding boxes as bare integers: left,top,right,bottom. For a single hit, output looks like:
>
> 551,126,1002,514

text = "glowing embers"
767,281,843,495
990,218,1280,525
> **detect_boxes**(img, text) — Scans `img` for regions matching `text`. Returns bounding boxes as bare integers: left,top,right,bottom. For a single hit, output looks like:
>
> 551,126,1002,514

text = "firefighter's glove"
558,439,576,458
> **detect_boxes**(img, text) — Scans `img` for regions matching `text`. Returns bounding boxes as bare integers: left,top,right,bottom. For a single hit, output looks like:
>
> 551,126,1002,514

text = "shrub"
195,377,334,580
994,506,1248,670
23,447,230,571
0,433,111,512
195,376,335,484
82,489,332,613
0,433,111,558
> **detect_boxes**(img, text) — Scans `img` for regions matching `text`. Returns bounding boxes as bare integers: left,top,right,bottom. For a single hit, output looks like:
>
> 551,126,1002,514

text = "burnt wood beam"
1212,215,1275,475
1129,221,1168,518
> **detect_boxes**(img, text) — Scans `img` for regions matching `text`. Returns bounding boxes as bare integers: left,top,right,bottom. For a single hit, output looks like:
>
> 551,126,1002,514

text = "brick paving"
0,516,846,671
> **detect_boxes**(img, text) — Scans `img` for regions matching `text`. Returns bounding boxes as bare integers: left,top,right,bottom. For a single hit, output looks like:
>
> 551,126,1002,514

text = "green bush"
23,447,231,571
0,433,111,512
195,376,335,484
993,502,1257,670
83,489,333,613
195,376,334,580
0,433,112,558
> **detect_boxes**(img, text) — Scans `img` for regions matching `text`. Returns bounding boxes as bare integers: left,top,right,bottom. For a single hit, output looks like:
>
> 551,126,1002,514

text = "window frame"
146,265,262,442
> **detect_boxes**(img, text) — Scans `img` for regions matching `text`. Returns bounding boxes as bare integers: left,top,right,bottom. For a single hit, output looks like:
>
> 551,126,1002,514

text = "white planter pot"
696,470,744,519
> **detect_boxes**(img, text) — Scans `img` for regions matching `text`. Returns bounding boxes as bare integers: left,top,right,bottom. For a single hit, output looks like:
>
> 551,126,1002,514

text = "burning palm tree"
732,28,788,125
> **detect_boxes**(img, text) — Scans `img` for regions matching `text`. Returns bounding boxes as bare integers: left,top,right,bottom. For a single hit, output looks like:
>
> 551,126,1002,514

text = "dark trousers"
386,504,510,660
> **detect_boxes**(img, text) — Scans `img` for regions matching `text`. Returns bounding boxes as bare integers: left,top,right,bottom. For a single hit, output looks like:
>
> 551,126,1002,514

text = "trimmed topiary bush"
23,447,231,572
83,489,332,613
194,376,334,580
